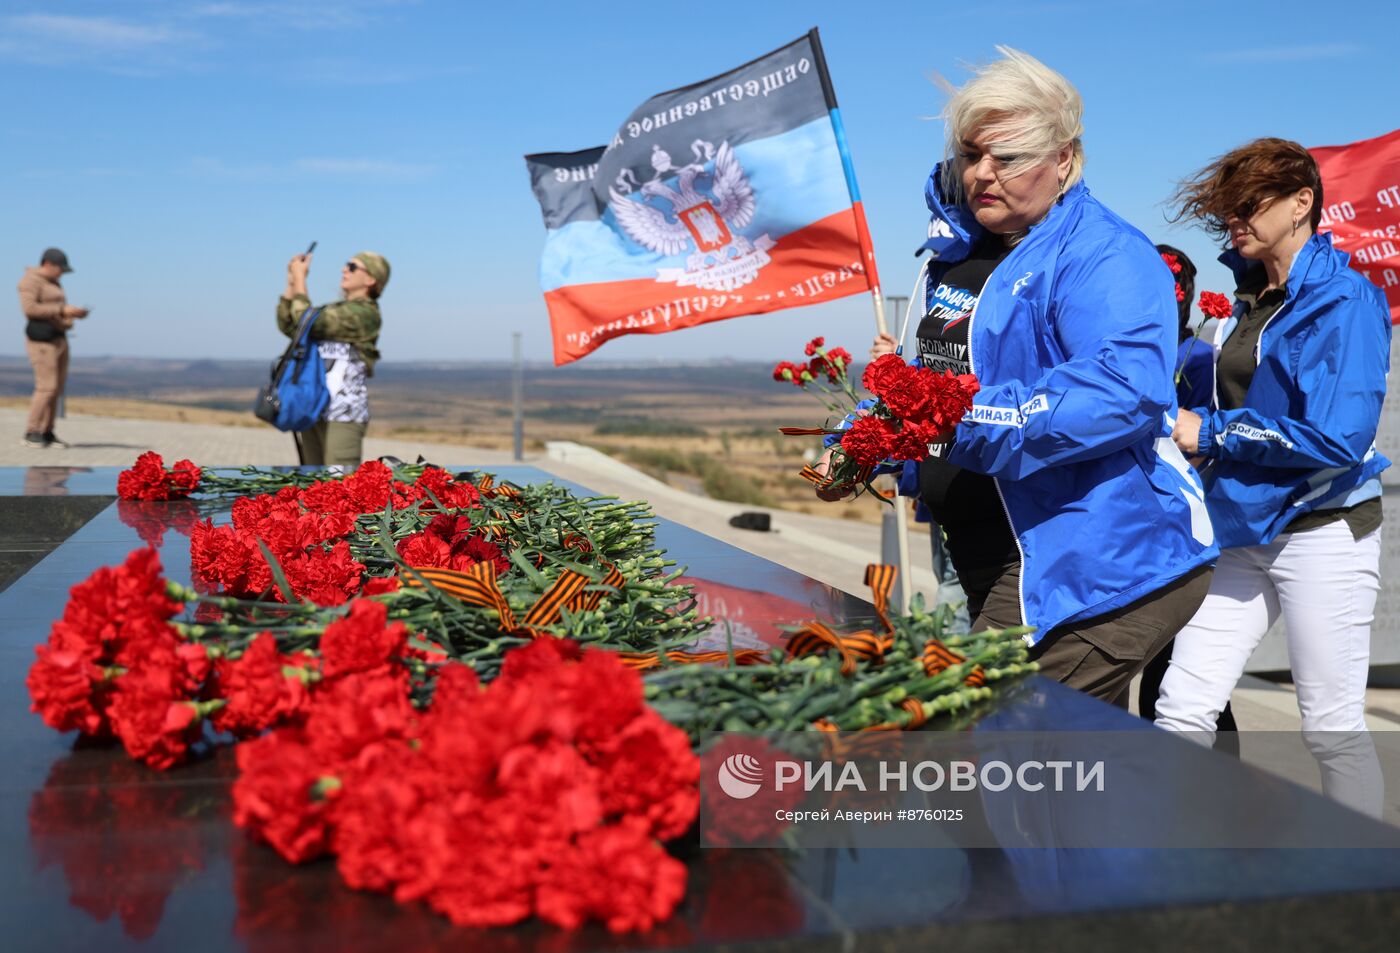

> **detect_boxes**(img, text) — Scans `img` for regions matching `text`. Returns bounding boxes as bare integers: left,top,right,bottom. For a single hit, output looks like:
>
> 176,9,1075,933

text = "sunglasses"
344,261,363,273
1231,195,1279,223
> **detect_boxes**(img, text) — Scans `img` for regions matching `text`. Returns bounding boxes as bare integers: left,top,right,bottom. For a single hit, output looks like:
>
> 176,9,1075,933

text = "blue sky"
3,0,1396,364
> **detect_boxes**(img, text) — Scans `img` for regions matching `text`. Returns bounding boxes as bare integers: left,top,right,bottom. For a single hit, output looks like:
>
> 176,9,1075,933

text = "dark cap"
40,248,72,273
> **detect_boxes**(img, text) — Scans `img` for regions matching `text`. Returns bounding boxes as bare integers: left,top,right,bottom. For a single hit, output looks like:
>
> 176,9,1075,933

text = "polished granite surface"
2,466,1399,951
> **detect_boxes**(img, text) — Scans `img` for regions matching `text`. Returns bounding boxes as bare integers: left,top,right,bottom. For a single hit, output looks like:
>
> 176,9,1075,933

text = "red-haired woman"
1156,138,1390,816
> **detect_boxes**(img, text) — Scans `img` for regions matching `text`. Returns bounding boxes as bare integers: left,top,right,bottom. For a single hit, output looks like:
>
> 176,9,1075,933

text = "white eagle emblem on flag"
607,139,774,292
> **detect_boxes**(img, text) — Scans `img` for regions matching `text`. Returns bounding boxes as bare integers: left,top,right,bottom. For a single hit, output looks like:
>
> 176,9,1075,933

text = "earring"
1292,219,1300,233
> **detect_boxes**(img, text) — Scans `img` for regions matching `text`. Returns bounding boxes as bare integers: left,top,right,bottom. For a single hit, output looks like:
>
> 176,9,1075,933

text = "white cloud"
2,13,193,51
186,0,417,30
0,12,206,73
0,3,427,78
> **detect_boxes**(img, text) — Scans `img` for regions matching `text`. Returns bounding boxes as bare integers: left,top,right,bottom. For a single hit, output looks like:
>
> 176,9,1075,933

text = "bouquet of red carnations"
773,336,979,498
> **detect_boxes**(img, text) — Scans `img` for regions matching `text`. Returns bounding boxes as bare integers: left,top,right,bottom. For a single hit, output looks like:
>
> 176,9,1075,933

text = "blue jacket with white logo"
902,169,1218,641
1193,234,1391,548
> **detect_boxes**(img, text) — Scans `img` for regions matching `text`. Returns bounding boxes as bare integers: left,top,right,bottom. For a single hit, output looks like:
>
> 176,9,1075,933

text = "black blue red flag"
525,29,879,365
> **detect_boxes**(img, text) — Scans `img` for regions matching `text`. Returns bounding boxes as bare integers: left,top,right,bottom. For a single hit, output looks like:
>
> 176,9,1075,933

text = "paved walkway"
0,407,519,469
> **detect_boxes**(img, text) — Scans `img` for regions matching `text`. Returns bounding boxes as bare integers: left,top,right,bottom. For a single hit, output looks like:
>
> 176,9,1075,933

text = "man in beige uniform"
17,248,87,448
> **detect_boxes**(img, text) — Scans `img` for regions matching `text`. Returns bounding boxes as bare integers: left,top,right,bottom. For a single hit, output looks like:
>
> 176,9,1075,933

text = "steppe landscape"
0,355,911,527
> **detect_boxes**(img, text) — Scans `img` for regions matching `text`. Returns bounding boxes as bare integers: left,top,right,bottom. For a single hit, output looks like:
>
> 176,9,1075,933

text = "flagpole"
873,289,910,613
810,27,911,611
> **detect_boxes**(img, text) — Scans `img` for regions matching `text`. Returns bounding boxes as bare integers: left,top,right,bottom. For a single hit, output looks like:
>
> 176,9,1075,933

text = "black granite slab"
1,466,1398,952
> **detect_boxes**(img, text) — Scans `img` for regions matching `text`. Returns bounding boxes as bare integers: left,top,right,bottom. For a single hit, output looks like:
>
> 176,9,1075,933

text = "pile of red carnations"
116,451,201,501
27,543,698,933
27,453,1042,937
234,635,696,932
773,336,978,495
188,459,492,605
27,548,219,770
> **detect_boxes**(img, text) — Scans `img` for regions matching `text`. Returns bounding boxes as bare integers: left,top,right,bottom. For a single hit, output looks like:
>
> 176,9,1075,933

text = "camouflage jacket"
276,294,381,376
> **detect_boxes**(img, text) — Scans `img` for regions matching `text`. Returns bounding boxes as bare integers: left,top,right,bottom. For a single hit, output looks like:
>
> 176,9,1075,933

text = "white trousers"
1154,521,1383,817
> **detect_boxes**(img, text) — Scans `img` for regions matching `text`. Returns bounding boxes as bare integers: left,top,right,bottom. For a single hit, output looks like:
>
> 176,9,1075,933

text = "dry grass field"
0,356,902,525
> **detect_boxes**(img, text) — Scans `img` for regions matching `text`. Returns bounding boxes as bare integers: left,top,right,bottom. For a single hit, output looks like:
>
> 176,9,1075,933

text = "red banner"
1311,127,1400,324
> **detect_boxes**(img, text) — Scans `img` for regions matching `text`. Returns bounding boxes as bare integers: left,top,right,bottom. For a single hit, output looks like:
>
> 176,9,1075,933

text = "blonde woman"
861,49,1218,703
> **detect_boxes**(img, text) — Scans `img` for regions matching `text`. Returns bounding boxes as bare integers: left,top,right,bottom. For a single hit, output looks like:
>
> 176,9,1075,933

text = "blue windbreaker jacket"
899,169,1219,641
1193,234,1391,548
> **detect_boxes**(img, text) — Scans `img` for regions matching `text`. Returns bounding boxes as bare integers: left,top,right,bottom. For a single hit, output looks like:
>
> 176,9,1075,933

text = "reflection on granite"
0,466,1397,951
28,742,223,941
22,466,93,497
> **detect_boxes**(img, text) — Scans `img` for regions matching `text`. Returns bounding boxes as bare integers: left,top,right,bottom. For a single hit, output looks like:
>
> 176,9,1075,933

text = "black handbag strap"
270,307,322,381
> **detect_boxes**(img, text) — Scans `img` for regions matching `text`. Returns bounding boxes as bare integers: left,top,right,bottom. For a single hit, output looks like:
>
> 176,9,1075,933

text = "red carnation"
888,421,937,462
807,345,853,385
117,452,201,501
862,353,913,396
498,635,583,680
1198,290,1233,320
921,370,980,433
414,467,481,510
169,460,201,494
771,360,808,387
535,819,688,934
877,366,935,422
232,728,340,864
27,546,186,742
303,667,416,763
212,632,310,738
226,640,696,934
362,576,402,596
457,535,510,574
107,671,200,771
279,541,365,607
116,452,169,501
27,646,105,735
1161,251,1183,275
397,531,451,568
840,415,898,467
319,600,408,680
329,740,435,893
803,336,825,356
590,710,700,841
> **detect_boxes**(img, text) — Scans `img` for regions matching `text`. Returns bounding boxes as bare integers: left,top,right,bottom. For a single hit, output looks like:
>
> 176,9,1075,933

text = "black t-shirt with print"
915,236,1018,585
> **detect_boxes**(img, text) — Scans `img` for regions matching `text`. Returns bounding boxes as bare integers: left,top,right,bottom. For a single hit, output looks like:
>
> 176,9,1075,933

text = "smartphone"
304,241,318,258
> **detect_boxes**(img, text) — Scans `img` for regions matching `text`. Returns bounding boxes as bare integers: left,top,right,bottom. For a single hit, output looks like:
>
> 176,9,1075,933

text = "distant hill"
0,354,810,429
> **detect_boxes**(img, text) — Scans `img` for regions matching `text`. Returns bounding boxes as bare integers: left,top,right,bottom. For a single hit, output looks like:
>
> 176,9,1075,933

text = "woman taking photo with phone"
1154,138,1391,817
276,249,389,468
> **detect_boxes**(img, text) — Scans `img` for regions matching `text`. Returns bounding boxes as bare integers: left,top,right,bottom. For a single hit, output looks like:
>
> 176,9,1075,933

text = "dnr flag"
1311,126,1400,324
525,29,878,365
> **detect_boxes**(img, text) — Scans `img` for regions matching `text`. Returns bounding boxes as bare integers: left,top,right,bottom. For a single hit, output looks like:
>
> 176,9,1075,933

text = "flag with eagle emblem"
525,28,878,365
